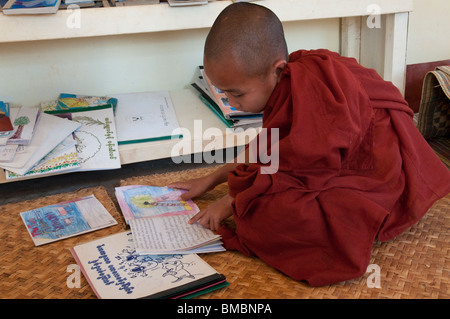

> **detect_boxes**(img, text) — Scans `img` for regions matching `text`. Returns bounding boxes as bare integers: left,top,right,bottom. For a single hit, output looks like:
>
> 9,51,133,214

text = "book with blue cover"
21,195,118,246
2,0,61,15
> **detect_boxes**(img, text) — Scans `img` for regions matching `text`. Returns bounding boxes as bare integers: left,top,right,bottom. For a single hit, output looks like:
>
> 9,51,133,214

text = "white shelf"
0,0,414,183
0,0,413,43
0,88,257,183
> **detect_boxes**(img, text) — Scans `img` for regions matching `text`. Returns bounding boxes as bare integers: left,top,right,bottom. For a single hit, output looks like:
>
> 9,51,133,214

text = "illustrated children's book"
71,231,228,299
21,195,118,246
115,185,200,223
115,185,224,255
46,105,121,171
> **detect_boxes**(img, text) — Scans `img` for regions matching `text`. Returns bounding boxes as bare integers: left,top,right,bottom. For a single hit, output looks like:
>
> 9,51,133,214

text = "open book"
115,185,225,254
71,231,228,299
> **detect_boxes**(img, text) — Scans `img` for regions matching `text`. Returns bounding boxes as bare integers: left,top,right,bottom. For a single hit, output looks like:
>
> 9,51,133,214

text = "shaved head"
204,2,288,77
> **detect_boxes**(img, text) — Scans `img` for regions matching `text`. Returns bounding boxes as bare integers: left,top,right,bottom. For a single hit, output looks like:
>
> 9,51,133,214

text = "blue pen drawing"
115,247,198,283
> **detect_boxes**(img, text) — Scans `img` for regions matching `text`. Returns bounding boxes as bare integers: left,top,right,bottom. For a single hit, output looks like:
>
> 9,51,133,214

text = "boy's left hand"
188,194,233,231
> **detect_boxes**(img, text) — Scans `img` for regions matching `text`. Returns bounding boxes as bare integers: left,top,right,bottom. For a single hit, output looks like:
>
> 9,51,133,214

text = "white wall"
406,0,450,64
0,18,339,107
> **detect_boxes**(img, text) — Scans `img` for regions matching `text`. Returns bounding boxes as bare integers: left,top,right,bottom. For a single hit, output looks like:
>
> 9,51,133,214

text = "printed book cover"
21,195,118,246
70,231,228,299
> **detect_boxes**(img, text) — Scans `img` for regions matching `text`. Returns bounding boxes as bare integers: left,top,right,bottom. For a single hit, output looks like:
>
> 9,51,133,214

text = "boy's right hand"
168,175,214,201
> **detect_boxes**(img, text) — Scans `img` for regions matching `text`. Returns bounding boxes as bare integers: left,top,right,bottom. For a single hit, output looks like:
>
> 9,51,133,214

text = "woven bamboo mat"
0,186,127,299
119,165,450,299
1,165,448,299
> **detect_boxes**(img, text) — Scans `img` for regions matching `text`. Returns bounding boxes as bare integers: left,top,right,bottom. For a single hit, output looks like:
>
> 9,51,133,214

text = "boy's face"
204,57,279,114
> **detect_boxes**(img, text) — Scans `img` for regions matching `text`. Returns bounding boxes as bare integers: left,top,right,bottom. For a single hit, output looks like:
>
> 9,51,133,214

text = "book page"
129,214,221,254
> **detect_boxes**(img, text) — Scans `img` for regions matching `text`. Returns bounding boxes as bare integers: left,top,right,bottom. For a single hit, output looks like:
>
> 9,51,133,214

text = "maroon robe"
217,49,450,286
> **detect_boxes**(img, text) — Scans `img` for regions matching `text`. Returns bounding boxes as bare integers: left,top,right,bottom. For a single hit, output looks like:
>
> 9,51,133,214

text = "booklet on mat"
71,231,228,299
21,195,117,246
115,185,225,254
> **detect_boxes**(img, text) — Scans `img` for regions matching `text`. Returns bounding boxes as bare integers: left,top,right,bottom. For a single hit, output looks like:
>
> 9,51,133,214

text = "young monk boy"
169,3,450,286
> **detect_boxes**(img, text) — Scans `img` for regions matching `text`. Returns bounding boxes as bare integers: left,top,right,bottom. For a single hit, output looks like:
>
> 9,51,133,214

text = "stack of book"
191,66,263,130
1,90,183,180
0,94,122,180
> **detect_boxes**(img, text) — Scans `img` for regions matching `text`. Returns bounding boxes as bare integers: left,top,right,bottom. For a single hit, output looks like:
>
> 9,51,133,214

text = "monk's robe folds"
217,49,450,286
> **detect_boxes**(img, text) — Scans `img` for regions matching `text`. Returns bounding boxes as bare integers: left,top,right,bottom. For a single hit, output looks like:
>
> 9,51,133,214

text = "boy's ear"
272,59,287,82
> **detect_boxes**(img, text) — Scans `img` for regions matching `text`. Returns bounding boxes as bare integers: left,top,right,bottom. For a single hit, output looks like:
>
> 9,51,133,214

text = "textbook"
115,185,225,255
2,0,61,15
109,91,182,145
21,195,118,246
71,231,228,299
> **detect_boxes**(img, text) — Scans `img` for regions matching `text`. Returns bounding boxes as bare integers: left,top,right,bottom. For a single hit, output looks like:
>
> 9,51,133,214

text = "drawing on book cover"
22,201,92,240
115,247,197,283
116,185,200,220
74,130,101,164
52,109,120,170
